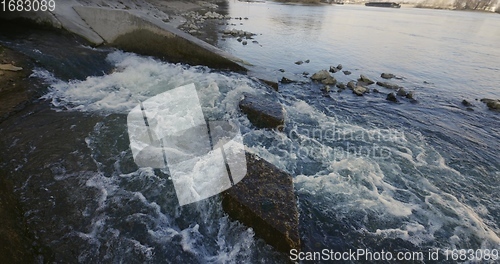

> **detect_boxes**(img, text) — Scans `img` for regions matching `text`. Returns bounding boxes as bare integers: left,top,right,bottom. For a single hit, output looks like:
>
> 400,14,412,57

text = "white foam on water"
38,51,267,118
35,50,498,258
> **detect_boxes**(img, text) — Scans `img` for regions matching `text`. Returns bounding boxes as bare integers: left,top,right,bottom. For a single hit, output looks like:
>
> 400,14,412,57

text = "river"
0,2,499,263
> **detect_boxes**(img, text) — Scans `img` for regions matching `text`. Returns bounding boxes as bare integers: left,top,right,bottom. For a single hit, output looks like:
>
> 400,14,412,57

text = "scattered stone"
386,93,398,102
373,88,380,93
302,72,309,76
480,98,500,110
347,81,356,90
353,86,368,96
406,91,415,100
244,17,249,20
279,69,285,72
305,59,310,63
295,60,303,65
222,152,300,252
311,70,331,81
336,83,346,89
376,81,402,90
381,73,395,79
397,88,407,97
242,40,247,45
329,66,338,73
237,37,243,42
280,77,294,84
0,64,22,71
358,74,374,85
343,70,352,75
239,93,285,129
252,40,259,44
321,85,331,92
321,76,337,85
336,64,343,70
461,99,472,107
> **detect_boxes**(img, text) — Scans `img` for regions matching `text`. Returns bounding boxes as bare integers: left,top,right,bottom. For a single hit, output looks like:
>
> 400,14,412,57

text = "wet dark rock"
347,81,356,90
336,83,346,89
480,98,500,110
279,69,285,72
397,88,407,97
321,76,337,85
373,88,380,93
353,86,368,96
358,74,375,85
406,91,415,100
222,152,300,252
239,93,285,130
311,70,331,81
462,99,472,107
386,92,398,102
376,81,402,90
329,66,339,73
336,64,343,70
381,73,395,79
242,40,247,45
305,59,310,63
302,72,309,76
280,77,294,84
295,60,303,65
343,70,352,75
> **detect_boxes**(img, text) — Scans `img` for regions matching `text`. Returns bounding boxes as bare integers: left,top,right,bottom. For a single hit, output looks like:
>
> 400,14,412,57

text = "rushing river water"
0,3,499,263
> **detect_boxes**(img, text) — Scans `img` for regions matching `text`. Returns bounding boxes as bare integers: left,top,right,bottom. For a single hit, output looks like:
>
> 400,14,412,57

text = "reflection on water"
219,2,500,99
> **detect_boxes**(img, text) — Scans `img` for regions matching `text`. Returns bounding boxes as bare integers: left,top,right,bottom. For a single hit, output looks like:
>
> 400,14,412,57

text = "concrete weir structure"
73,6,248,71
1,3,297,253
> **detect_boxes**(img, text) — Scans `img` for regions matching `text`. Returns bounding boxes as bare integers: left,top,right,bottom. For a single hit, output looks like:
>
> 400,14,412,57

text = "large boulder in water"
222,152,300,252
239,93,285,130
311,70,331,81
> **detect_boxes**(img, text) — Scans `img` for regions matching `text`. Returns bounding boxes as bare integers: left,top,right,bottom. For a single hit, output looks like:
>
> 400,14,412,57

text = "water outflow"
35,51,499,262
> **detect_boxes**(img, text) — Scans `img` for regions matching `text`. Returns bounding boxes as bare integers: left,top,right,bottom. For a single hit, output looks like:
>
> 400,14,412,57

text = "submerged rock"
376,81,402,90
480,98,500,110
386,92,398,102
358,74,375,85
347,81,356,90
462,99,472,107
295,60,303,65
353,86,368,96
336,83,346,89
406,91,415,100
239,93,285,130
336,64,343,70
329,66,338,73
321,76,337,85
321,85,331,92
280,77,294,84
397,88,407,97
222,152,300,252
343,70,352,75
381,73,395,79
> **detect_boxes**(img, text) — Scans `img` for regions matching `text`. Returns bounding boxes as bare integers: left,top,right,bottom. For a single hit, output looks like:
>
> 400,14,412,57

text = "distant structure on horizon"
365,1,402,7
